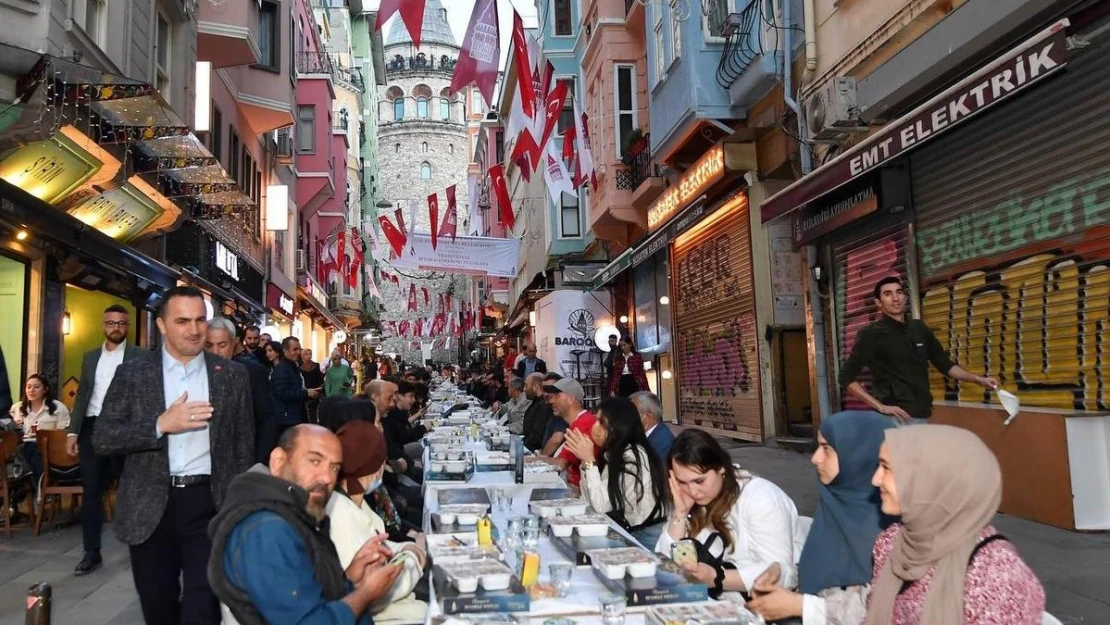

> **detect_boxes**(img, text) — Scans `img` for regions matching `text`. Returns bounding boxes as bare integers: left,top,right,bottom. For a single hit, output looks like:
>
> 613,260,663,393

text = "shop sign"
792,185,878,245
215,241,240,281
66,183,163,242
647,145,726,231
267,283,295,317
591,197,713,290
0,136,101,204
309,281,327,305
761,19,1070,224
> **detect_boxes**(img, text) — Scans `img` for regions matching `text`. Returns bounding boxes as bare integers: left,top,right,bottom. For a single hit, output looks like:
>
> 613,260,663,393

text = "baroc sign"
760,19,1071,223
647,145,725,231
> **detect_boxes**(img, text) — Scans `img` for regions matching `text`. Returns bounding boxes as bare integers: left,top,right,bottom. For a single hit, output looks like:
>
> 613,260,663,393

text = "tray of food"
588,547,659,579
529,497,590,519
438,559,516,593
649,600,756,625
547,513,611,537
437,504,490,526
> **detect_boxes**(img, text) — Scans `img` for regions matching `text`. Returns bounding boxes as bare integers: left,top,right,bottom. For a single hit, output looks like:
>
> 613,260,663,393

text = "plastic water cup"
549,562,574,597
599,593,627,625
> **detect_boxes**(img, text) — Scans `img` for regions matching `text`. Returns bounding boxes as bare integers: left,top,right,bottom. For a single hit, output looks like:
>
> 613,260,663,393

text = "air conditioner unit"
295,249,307,273
275,128,294,163
805,77,867,142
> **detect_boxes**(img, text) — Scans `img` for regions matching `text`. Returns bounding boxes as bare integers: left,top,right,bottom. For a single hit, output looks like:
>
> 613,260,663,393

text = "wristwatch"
580,461,596,471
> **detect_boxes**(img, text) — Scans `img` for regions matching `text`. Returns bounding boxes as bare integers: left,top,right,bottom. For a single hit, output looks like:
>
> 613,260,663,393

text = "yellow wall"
0,254,26,401
61,285,136,409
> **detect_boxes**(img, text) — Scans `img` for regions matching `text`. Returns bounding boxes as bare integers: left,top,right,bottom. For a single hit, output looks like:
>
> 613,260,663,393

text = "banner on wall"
386,232,520,277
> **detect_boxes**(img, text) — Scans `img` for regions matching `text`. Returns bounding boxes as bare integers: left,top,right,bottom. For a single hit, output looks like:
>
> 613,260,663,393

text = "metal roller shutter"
912,30,1110,412
672,193,762,440
831,222,913,411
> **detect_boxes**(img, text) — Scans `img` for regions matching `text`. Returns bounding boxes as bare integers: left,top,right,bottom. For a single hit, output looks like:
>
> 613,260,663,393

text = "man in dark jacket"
521,373,555,452
205,318,275,464
208,424,400,625
515,345,547,378
269,337,320,451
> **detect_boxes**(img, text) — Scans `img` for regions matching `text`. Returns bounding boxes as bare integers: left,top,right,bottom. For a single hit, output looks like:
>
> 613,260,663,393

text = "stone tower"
375,0,472,362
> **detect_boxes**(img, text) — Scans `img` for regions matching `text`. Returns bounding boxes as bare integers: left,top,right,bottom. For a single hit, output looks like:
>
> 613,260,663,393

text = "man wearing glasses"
66,304,144,575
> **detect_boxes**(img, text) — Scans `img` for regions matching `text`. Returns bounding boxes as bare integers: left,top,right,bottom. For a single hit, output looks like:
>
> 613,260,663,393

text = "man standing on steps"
66,304,144,576
839,276,999,424
94,286,255,624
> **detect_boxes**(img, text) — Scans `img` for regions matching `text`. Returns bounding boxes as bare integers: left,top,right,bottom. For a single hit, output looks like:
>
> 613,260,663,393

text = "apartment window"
553,0,573,36
703,0,732,39
615,65,638,159
297,106,316,152
672,12,683,59
557,78,575,134
495,131,504,165
560,191,581,238
211,106,223,161
654,17,666,82
80,0,107,47
417,98,429,118
155,12,171,94
227,130,240,180
242,151,252,195
420,162,431,179
257,0,280,69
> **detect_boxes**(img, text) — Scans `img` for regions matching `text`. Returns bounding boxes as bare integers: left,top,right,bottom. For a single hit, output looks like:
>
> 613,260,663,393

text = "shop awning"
760,19,1071,225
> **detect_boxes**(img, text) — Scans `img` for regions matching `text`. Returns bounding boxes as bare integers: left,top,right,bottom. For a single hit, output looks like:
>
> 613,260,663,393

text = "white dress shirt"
159,349,212,476
656,472,806,591
86,342,127,417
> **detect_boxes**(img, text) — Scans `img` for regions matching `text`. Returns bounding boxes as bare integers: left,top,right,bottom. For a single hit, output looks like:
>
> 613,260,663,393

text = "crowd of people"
0,281,1051,625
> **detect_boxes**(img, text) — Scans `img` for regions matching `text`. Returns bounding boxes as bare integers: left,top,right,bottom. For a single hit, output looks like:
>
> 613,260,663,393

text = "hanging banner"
389,232,520,277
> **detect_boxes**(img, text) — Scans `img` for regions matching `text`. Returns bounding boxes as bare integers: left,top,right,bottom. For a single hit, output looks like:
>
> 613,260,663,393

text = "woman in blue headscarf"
748,411,895,624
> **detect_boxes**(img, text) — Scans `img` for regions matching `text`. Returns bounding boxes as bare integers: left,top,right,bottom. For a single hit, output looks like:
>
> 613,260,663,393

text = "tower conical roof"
386,0,457,48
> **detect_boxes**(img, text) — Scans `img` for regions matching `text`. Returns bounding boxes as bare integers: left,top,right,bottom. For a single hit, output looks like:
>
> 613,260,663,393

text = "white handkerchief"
997,389,1021,424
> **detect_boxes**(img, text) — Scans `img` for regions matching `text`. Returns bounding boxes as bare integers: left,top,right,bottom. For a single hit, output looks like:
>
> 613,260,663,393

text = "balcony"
718,7,781,108
332,61,365,93
620,133,667,209
385,54,458,76
297,51,334,77
197,0,262,68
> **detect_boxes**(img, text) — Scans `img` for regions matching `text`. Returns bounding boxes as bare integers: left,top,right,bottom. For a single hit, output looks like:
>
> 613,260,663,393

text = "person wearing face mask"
327,420,428,625
747,411,895,624
208,424,402,625
657,429,805,600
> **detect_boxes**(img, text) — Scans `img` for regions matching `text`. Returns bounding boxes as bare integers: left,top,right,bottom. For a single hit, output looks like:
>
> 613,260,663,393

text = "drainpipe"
780,0,831,422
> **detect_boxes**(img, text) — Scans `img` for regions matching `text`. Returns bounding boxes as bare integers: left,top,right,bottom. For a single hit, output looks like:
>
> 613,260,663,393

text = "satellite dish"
594,324,620,352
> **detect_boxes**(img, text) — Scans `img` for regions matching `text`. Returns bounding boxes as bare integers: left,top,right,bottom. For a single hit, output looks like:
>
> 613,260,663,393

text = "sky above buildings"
379,0,539,70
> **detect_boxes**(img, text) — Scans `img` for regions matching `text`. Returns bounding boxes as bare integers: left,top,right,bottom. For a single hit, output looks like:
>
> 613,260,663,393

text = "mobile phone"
672,539,698,569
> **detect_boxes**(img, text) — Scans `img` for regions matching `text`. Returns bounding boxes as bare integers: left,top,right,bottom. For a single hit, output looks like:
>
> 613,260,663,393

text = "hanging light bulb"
62,310,72,336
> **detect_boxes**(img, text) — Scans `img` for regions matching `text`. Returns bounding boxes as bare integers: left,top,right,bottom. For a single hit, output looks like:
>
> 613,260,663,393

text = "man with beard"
242,326,265,366
94,286,255,624
521,373,553,451
209,424,401,624
66,304,144,575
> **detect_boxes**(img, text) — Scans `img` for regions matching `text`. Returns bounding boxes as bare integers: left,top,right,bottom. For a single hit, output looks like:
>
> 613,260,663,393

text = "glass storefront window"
0,254,27,400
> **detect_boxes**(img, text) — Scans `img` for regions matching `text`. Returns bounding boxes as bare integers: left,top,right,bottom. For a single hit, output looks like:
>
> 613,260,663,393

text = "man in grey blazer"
94,286,254,625
65,304,144,576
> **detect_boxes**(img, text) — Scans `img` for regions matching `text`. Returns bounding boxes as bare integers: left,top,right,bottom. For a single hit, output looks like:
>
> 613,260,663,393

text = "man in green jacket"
324,351,355,398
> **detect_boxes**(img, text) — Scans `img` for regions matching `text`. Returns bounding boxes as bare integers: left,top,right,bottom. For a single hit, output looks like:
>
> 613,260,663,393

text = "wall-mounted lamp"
811,265,825,284
194,62,211,132
266,185,289,231
619,315,628,323
661,370,673,380
659,295,670,306
15,229,28,241
529,311,536,327
62,310,72,336
643,360,653,371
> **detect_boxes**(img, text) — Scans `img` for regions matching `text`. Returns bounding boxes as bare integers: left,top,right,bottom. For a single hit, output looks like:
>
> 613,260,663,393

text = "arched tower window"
439,88,452,120
386,86,404,121
420,162,432,179
422,142,429,153
413,84,432,119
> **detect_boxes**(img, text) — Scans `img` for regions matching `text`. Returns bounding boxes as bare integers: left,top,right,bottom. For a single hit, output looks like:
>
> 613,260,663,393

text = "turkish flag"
407,283,417,312
376,0,426,47
511,11,535,119
348,227,364,289
449,0,500,106
441,185,458,241
539,80,569,156
489,164,514,229
428,192,440,250
421,286,429,307
399,320,411,336
378,215,407,257
415,318,424,337
509,130,541,176
438,293,445,314
394,207,406,234
390,273,399,285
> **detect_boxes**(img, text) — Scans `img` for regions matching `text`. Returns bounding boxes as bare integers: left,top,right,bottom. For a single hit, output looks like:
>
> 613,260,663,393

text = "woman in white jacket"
326,420,427,625
657,429,805,599
563,397,667,547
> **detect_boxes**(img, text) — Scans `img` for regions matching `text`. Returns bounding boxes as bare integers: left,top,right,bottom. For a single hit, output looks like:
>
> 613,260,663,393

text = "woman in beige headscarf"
864,424,1044,625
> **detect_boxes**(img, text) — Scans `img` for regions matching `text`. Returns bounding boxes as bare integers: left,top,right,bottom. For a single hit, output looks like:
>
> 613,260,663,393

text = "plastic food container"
530,498,590,519
440,560,514,593
440,504,490,526
589,547,658,579
548,514,611,537
444,460,468,473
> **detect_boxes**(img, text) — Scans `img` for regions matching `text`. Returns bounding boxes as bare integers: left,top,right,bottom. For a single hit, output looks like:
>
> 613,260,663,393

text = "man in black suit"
204,317,274,464
65,304,144,576
94,286,254,625
515,344,547,378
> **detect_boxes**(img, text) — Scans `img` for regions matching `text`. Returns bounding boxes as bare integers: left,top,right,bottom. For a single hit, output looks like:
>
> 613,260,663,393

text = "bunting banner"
407,283,417,312
399,320,411,336
511,11,535,119
391,274,399,285
421,286,429,307
438,293,445,314
394,207,407,234
428,192,440,250
388,232,520,277
543,139,575,203
573,97,598,189
449,0,500,106
366,276,381,301
415,317,424,337
376,0,427,47
466,174,482,235
442,185,458,241
349,227,365,289
378,215,407,257
446,294,453,311
489,164,514,230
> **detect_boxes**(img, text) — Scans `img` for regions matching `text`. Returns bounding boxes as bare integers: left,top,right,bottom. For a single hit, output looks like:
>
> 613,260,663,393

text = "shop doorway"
772,327,812,444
